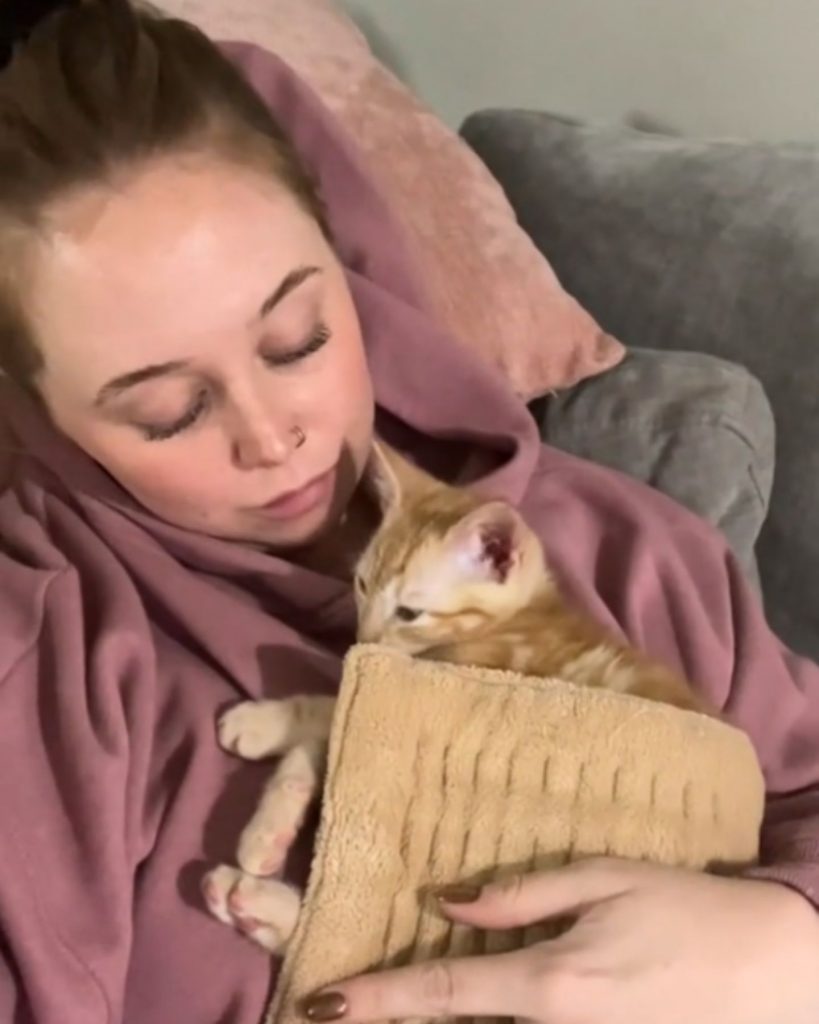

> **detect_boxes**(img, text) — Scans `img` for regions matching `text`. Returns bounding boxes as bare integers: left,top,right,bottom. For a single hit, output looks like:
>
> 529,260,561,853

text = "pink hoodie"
0,42,816,1024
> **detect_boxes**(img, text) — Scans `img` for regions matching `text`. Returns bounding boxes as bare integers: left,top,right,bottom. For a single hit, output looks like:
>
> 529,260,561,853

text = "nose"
230,402,292,471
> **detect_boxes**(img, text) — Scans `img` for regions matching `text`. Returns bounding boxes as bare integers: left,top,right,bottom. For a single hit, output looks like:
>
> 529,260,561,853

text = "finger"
437,856,641,929
303,950,534,1023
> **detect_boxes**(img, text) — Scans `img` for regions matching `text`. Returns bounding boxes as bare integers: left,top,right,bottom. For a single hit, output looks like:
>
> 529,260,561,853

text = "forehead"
27,156,329,393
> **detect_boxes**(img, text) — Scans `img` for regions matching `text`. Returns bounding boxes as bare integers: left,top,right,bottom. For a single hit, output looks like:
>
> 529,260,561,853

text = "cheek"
306,288,374,454
114,450,217,508
71,424,230,523
388,614,471,652
381,622,434,655
394,620,440,645
130,469,221,529
318,337,371,424
332,290,372,407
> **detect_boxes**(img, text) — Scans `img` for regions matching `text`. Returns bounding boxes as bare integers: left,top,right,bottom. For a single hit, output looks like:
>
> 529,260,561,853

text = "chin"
381,635,428,655
242,504,341,549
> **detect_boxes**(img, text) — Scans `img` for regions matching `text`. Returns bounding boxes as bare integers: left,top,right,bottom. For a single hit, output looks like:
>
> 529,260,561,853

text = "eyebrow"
94,264,322,406
94,360,189,406
258,264,321,319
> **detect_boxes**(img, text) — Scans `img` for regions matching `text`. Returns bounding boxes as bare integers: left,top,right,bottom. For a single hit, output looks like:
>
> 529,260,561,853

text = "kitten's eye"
354,575,368,596
395,606,422,623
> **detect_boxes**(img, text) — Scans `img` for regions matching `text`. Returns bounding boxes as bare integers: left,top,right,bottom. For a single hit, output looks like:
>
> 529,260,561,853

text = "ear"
364,440,434,513
442,502,527,584
365,440,402,512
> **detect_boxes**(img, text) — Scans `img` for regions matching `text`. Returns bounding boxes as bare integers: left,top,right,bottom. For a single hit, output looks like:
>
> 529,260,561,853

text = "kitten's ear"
365,440,434,513
443,502,527,584
365,441,402,512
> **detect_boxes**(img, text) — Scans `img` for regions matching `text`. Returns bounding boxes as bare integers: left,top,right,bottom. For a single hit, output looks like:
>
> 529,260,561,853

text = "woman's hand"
303,858,819,1024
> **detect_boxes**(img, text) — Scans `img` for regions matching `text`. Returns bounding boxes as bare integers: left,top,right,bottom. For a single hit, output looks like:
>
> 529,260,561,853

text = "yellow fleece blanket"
268,645,765,1024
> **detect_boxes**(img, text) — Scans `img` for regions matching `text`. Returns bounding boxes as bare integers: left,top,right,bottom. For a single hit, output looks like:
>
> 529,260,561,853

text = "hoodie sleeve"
717,555,819,906
0,510,157,1024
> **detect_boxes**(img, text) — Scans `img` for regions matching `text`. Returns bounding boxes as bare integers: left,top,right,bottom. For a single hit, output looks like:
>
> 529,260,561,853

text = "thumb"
437,856,640,929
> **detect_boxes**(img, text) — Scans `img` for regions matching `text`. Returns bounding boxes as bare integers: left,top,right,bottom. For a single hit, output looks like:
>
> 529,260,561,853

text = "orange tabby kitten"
203,442,708,951
355,444,707,711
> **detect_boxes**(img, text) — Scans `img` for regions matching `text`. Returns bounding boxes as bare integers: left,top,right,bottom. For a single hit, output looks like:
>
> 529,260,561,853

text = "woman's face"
27,155,374,549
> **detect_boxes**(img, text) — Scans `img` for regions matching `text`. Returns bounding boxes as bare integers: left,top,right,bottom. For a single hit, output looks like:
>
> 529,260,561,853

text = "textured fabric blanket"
269,645,765,1024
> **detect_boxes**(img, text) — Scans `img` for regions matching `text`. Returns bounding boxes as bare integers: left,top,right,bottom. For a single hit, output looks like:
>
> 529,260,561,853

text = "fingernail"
433,884,482,904
303,991,348,1022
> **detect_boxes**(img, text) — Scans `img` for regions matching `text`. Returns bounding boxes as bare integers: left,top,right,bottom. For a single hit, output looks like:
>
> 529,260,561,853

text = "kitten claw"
201,865,238,926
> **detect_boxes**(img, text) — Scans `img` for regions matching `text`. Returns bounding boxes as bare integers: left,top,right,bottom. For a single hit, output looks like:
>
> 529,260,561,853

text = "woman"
0,3,816,1024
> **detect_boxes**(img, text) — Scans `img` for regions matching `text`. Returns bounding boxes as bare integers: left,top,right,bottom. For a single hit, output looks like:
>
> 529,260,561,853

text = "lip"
254,466,336,522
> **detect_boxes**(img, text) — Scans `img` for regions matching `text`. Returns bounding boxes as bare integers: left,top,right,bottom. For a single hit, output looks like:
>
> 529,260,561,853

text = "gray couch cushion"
534,348,775,590
462,110,819,660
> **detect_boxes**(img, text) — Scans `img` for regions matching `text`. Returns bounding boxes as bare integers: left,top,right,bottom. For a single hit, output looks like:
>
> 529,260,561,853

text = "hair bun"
0,1,79,70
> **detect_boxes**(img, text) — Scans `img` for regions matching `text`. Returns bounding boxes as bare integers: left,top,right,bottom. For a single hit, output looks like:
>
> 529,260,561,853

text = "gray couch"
462,110,817,661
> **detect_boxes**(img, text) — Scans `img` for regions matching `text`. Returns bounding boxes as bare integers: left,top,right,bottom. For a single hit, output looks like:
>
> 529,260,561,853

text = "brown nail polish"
303,991,348,1022
434,884,482,904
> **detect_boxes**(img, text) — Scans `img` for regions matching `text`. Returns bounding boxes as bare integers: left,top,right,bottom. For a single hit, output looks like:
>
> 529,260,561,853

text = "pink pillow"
161,0,625,398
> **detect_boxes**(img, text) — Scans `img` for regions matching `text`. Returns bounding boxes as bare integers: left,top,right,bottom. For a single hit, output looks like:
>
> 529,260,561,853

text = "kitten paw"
202,865,237,926
201,865,302,954
238,825,298,877
237,745,320,875
217,700,293,760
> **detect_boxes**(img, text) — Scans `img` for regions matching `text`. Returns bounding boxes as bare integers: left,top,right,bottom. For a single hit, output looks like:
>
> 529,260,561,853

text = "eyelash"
262,322,331,367
140,323,332,442
142,391,209,442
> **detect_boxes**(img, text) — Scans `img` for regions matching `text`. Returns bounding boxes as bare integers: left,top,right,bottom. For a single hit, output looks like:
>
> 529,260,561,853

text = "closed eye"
140,389,210,442
395,606,422,623
262,323,331,367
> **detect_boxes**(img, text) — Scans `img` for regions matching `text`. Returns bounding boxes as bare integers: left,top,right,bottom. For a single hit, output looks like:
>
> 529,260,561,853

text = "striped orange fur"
355,442,709,714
